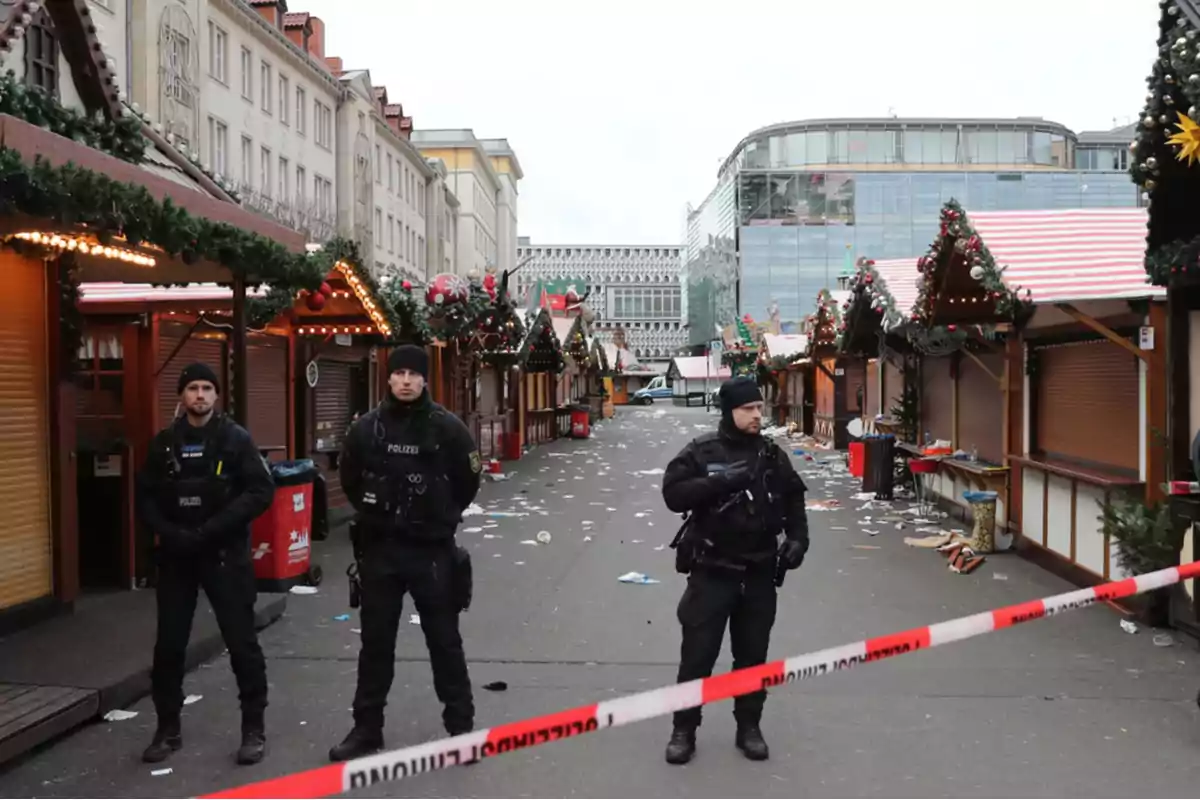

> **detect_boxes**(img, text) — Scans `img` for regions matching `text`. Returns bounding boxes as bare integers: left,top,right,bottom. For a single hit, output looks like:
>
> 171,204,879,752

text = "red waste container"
250,460,320,591
501,431,522,461
848,441,865,477
570,406,590,439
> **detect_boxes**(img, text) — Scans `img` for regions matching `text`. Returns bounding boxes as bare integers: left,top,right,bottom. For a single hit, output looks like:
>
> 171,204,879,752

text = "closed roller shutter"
157,321,225,429
958,351,1005,463
315,360,352,509
247,335,287,459
1035,339,1138,472
921,356,953,443
0,254,52,610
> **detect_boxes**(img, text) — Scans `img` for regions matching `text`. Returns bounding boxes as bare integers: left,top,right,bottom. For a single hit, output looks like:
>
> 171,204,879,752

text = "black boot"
236,729,267,765
664,726,696,765
329,725,384,763
142,719,182,764
735,724,770,761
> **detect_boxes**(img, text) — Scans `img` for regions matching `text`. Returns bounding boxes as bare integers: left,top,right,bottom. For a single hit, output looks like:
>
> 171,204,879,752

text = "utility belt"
346,518,473,613
669,496,782,577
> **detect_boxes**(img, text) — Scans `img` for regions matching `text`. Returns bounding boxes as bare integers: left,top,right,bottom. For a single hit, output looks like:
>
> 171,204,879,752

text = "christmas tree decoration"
516,308,566,374
805,288,844,358
1168,110,1200,165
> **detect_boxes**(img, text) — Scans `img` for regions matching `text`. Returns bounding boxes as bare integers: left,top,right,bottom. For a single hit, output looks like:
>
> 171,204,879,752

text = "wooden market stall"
667,356,729,406
466,278,527,460
758,333,807,426
552,314,591,408
912,202,1164,582
605,343,656,404
806,289,862,448
515,308,565,447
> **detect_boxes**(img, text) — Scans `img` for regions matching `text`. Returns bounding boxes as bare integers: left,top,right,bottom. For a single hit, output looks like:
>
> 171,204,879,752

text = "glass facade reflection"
737,170,1139,322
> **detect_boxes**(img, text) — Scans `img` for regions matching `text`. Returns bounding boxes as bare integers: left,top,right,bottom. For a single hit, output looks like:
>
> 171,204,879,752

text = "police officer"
661,376,809,765
330,345,483,762
135,363,275,765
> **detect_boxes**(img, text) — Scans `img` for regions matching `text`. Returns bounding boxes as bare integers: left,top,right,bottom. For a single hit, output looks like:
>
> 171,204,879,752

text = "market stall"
515,307,565,447
667,356,729,406
806,289,860,448
467,278,526,460
758,333,807,426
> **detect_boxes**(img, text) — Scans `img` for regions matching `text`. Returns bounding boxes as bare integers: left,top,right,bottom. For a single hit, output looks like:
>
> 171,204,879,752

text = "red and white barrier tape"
201,561,1200,799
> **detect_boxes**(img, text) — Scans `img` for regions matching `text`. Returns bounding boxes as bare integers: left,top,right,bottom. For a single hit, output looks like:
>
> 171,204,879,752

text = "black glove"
712,460,755,493
779,538,807,571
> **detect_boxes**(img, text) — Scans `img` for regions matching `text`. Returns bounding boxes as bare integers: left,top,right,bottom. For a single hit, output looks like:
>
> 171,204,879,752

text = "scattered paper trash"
333,614,351,622
636,468,665,476
519,539,539,546
486,473,510,482
463,503,485,517
654,544,665,551
514,561,526,566
1154,633,1175,647
583,535,593,542
536,531,552,544
618,571,660,585
103,709,138,722
290,585,319,595
993,573,1009,581
865,529,879,536
1120,619,1139,635
463,527,483,534
409,614,421,625
851,544,881,550
183,694,203,706
151,768,173,777
350,628,362,634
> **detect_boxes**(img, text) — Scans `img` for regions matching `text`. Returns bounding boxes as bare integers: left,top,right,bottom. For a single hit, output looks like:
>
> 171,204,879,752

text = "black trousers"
151,552,267,728
673,564,778,729
353,539,474,733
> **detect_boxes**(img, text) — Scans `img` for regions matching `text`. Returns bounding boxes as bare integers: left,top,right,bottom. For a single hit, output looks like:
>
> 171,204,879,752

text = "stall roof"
671,356,730,381
761,333,808,359
865,258,923,319
965,208,1162,304
80,282,269,304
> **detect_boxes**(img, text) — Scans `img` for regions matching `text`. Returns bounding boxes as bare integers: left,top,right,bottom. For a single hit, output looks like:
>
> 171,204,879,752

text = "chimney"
283,11,312,51
385,104,405,137
325,56,343,75
306,15,326,60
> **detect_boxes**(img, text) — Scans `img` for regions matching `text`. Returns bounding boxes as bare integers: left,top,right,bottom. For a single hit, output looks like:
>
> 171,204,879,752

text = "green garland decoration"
0,71,146,164
912,200,1032,325
516,309,565,373
835,257,903,353
804,288,843,357
721,346,758,376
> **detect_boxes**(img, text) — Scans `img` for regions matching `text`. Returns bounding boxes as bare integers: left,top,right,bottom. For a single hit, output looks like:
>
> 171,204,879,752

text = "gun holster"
669,514,695,575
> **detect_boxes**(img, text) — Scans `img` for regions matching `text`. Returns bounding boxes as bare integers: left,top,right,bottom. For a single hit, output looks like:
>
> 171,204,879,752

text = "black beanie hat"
719,376,763,414
387,344,429,379
177,362,220,395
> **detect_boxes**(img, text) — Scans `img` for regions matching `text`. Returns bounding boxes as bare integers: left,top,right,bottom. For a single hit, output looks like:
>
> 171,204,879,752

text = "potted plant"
1099,496,1182,627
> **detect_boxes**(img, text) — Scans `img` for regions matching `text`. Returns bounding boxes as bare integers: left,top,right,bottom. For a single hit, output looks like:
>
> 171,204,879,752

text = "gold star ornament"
1169,111,1200,166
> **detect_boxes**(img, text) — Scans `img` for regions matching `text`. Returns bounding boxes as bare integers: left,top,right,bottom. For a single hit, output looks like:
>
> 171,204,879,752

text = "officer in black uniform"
330,345,483,762
661,376,810,765
135,363,275,765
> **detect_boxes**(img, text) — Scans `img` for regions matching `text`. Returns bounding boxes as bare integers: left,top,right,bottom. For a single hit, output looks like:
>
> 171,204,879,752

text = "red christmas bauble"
319,281,332,298
425,273,469,308
305,291,326,312
401,280,412,291
948,324,957,332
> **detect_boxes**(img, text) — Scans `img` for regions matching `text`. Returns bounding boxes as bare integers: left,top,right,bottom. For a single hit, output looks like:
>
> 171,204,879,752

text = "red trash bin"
501,431,522,461
570,406,590,439
250,460,320,591
848,441,865,477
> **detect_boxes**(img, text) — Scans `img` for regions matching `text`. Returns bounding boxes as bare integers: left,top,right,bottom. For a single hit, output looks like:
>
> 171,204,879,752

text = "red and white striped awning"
79,282,269,303
866,258,922,316
966,208,1161,304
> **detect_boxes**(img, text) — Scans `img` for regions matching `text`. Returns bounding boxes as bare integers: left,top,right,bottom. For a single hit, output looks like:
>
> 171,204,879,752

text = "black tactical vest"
156,418,236,529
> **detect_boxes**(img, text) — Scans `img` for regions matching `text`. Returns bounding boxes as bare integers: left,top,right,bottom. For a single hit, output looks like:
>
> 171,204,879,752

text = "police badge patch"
469,450,482,474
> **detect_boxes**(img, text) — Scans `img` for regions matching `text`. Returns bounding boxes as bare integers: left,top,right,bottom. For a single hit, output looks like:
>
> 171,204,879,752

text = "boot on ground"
329,725,384,763
142,719,182,764
664,726,696,765
236,728,267,765
735,724,770,761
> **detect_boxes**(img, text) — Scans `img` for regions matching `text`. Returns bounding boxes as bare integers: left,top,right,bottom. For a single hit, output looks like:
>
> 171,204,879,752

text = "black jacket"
339,390,482,541
662,421,809,565
136,414,275,557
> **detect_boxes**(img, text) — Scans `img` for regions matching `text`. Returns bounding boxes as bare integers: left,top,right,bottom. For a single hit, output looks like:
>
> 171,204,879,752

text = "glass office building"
683,118,1142,346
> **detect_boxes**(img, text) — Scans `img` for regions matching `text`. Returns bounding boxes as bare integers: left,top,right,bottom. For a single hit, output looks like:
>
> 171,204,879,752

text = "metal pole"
231,273,248,426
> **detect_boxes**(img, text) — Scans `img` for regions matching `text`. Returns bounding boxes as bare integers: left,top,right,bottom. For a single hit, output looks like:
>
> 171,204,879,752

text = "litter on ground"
103,709,138,722
618,571,660,585
289,585,319,595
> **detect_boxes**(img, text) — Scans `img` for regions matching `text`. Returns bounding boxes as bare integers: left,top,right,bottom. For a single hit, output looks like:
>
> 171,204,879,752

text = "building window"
315,175,332,216
22,7,56,96
417,182,425,216
207,22,227,84
375,208,383,247
296,165,306,203
375,146,382,184
260,61,272,113
418,235,425,271
207,117,227,177
296,86,306,134
387,214,395,253
315,101,332,148
240,47,252,99
387,154,394,192
278,74,289,123
240,135,252,186
260,146,272,197
278,156,288,200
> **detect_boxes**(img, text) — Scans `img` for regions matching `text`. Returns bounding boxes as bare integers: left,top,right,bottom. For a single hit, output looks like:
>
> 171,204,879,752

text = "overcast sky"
303,0,1160,246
